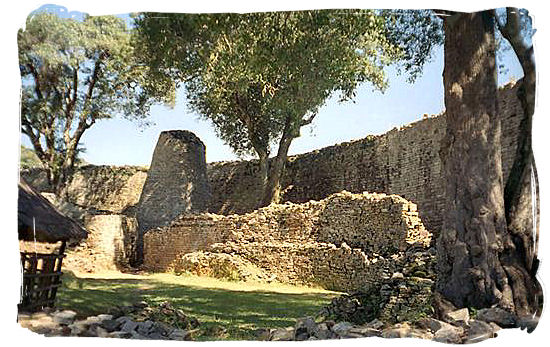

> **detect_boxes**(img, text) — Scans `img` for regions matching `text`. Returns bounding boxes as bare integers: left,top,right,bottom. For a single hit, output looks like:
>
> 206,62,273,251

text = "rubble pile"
18,301,198,340
263,306,522,344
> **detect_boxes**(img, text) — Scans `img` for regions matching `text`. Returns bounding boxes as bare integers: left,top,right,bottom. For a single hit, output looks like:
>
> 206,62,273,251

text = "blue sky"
20,5,525,165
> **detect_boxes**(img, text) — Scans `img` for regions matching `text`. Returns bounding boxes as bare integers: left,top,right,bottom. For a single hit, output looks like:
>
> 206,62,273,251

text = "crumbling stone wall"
65,166,147,213
143,191,431,292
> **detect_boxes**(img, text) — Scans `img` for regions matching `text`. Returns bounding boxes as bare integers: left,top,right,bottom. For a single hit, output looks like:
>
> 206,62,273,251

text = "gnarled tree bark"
437,11,541,319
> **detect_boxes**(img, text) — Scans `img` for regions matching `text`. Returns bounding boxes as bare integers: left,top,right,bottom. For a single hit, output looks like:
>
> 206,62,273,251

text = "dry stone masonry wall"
21,165,147,213
207,82,524,236
143,191,431,292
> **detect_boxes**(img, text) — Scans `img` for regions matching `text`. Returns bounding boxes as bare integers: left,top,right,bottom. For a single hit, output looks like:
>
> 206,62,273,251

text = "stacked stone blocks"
143,191,431,292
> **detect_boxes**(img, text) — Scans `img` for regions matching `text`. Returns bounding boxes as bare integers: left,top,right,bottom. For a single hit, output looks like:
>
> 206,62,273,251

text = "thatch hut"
18,179,87,312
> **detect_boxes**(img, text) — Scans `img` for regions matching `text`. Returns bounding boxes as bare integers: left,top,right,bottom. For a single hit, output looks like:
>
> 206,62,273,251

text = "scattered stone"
130,330,148,340
416,317,446,332
107,331,132,339
517,315,539,333
476,308,517,328
366,319,385,330
433,324,464,344
19,301,200,341
120,319,139,333
101,319,122,332
115,316,132,324
271,327,295,341
295,316,318,339
433,292,458,320
315,323,332,339
446,308,470,325
152,321,174,336
295,331,309,341
382,323,412,338
408,328,434,340
465,320,495,343
349,326,382,337
254,328,271,341
489,322,501,333
52,310,77,325
168,328,190,341
332,321,353,336
97,314,114,321
68,321,89,336
339,332,365,339
137,320,154,335
95,326,109,338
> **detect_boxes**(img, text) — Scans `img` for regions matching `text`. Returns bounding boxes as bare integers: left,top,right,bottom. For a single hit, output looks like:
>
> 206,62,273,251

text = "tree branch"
497,8,537,223
300,112,317,126
70,53,106,152
21,117,46,162
27,63,43,100
64,67,79,145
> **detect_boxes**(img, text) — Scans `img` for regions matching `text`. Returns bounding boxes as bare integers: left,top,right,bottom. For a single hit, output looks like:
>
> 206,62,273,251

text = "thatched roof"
18,179,87,243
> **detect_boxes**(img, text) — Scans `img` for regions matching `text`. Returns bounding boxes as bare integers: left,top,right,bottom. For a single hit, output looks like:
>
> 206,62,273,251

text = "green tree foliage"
381,10,443,81
135,10,442,206
19,12,172,192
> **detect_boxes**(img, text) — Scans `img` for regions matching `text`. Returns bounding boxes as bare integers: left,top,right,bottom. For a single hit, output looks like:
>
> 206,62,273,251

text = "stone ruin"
143,191,432,292
141,190,437,323
18,81,534,342
18,82,527,288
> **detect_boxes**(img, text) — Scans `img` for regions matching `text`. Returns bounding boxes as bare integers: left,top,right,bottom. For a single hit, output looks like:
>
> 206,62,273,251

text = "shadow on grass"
57,271,335,340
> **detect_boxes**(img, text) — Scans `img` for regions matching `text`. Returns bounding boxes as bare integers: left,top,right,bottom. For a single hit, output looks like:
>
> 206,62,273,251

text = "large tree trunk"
437,11,541,318
437,11,513,310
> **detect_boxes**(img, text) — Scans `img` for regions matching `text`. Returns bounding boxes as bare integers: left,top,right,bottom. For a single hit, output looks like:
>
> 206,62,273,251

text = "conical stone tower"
134,130,211,265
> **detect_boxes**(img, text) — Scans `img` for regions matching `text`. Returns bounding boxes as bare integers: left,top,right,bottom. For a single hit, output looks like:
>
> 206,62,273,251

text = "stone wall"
81,214,137,269
207,82,524,235
20,166,144,271
143,191,431,292
21,165,147,213
60,214,138,272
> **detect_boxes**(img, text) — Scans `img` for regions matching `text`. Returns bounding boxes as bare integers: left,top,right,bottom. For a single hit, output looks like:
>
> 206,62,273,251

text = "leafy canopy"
19,12,170,186
136,10,408,157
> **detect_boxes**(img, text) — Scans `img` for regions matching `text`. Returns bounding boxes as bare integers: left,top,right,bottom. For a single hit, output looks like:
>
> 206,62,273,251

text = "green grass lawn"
56,271,338,340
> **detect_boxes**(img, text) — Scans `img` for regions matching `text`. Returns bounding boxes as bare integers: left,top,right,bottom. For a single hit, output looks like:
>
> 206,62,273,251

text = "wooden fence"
19,251,65,312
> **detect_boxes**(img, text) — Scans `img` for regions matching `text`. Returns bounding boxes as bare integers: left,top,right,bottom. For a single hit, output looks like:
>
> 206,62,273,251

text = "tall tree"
135,10,442,207
437,10,540,318
18,12,171,192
